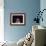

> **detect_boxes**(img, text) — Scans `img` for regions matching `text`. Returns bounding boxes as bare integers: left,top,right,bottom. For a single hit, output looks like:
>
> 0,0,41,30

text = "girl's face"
16,18,20,22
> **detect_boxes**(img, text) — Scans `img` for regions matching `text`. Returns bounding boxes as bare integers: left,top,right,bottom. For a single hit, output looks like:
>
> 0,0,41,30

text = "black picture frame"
10,13,26,26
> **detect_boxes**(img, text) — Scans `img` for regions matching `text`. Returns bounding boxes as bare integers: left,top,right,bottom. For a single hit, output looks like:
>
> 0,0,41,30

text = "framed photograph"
10,13,26,26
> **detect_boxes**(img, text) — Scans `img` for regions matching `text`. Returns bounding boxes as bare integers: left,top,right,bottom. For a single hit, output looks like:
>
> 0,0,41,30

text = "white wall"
0,0,4,42
40,0,46,27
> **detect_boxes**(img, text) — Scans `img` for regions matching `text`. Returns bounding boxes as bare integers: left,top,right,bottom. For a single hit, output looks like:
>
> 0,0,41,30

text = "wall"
40,0,46,27
0,0,4,42
4,0,40,42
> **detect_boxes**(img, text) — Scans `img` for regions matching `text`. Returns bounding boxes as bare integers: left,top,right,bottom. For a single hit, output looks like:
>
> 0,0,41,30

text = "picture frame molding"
10,13,26,26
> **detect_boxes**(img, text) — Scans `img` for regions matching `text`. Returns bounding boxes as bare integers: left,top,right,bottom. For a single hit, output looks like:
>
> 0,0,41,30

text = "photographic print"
10,13,25,26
